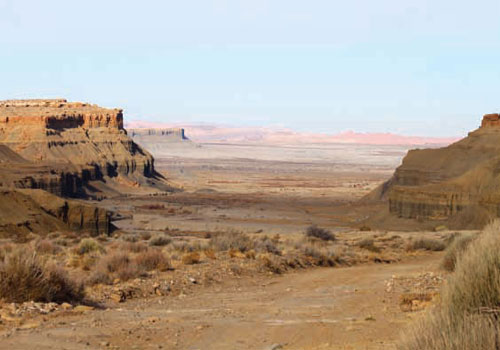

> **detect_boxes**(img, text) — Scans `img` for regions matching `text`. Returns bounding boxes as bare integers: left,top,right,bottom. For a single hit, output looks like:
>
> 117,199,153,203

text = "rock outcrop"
0,99,171,236
377,113,500,227
0,99,169,198
0,189,112,237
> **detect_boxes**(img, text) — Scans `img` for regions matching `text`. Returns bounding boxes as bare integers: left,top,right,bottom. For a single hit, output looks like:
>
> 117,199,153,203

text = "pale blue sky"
1,0,499,136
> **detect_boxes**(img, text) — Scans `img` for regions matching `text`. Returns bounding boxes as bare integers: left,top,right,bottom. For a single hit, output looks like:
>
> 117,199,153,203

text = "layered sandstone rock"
0,99,170,236
0,189,112,237
378,113,500,226
0,99,168,197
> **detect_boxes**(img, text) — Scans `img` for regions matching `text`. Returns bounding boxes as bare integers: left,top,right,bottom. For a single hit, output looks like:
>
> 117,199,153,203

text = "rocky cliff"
0,99,172,236
377,113,500,227
0,99,169,197
0,189,112,238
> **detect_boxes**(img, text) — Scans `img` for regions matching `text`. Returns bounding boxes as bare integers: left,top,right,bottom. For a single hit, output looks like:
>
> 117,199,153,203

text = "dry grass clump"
182,252,201,265
399,221,500,349
357,238,381,253
122,241,149,253
77,238,105,255
149,234,172,247
135,249,171,271
304,225,336,242
34,239,61,255
172,241,205,252
204,249,217,260
260,255,286,274
254,236,281,255
121,234,139,243
406,238,446,252
210,231,253,252
441,233,476,272
302,244,343,267
0,248,83,303
88,252,143,285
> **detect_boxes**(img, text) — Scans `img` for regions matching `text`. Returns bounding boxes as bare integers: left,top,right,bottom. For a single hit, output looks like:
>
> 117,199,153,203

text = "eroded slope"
379,113,500,227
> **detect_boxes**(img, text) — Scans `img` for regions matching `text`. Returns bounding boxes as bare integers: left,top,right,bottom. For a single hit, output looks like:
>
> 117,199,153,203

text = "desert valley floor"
0,141,458,350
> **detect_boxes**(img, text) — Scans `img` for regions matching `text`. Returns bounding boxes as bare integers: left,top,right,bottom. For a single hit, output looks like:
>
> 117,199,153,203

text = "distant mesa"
125,120,459,146
369,113,500,229
130,127,189,141
128,127,196,158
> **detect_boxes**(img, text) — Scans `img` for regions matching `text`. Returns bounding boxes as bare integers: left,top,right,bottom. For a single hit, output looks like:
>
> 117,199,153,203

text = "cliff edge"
370,113,500,229
0,99,172,197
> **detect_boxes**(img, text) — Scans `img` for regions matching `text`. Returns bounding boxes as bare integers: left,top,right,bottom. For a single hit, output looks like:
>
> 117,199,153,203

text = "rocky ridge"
0,99,169,197
378,113,500,227
0,99,171,236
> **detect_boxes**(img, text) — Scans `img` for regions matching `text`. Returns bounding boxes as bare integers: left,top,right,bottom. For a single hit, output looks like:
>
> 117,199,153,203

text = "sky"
1,0,500,137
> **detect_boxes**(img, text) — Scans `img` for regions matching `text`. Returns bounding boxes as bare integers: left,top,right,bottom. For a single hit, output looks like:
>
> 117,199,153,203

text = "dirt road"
1,254,441,350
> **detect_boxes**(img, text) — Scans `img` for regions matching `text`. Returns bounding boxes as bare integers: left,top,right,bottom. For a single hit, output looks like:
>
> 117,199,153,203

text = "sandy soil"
0,253,441,350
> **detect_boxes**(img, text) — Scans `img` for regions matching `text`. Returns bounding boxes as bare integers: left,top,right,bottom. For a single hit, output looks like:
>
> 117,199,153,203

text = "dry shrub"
173,241,205,252
122,241,149,253
0,244,13,262
149,234,172,247
121,234,139,243
406,238,446,252
135,249,171,271
304,225,336,241
399,220,500,349
54,238,69,247
89,252,142,285
357,238,381,253
204,249,217,260
441,233,476,272
35,239,61,255
80,254,98,271
255,236,281,255
302,244,343,267
77,238,104,255
260,255,286,274
0,248,83,303
245,250,256,259
182,252,201,265
399,312,500,350
210,231,253,252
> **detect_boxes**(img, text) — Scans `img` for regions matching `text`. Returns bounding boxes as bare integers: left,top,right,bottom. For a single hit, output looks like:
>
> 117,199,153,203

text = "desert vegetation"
399,221,500,349
0,247,83,303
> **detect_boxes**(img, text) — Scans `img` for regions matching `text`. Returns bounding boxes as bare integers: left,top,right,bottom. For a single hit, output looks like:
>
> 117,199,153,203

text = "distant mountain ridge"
125,121,460,146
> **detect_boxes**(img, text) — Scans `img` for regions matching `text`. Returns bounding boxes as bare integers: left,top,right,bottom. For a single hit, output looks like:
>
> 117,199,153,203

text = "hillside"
371,113,500,228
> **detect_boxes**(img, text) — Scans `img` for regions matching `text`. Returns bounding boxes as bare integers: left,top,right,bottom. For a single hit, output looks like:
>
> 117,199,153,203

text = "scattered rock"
73,305,94,312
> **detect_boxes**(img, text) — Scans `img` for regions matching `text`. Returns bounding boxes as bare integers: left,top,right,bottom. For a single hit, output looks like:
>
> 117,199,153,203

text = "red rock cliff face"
380,113,500,225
